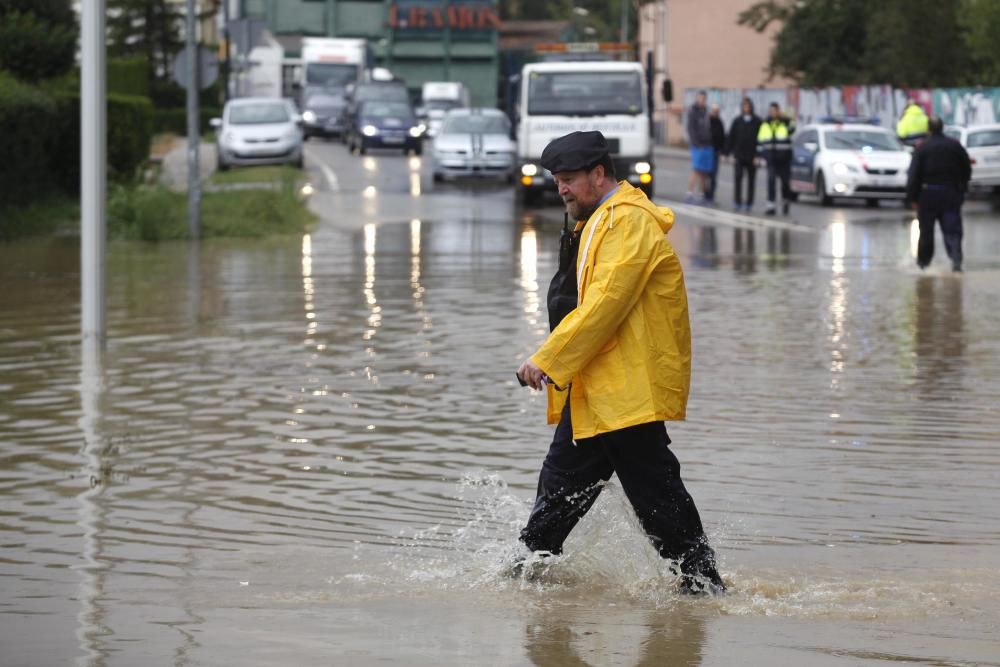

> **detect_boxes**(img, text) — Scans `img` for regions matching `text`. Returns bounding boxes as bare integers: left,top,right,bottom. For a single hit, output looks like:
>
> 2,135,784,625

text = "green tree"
961,0,1000,85
107,0,183,84
740,0,983,87
0,0,76,81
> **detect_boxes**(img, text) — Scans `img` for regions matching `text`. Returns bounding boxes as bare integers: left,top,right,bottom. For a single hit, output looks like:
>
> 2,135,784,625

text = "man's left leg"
599,421,724,593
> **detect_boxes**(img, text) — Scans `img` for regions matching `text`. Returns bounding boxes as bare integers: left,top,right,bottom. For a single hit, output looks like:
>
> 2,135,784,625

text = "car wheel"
433,172,444,183
816,172,832,206
295,153,304,169
358,140,367,155
412,144,423,156
865,198,879,208
217,153,229,172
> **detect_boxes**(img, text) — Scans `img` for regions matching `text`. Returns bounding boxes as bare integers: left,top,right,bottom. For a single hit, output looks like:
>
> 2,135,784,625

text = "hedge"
0,72,56,207
0,69,154,206
107,57,149,98
48,92,154,195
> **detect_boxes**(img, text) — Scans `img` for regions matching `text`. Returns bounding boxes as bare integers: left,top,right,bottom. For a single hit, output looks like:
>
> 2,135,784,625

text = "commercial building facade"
637,0,789,144
239,0,500,105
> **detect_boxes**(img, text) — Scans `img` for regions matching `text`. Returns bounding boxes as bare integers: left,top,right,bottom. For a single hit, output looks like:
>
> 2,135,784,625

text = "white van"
515,61,654,202
419,82,471,137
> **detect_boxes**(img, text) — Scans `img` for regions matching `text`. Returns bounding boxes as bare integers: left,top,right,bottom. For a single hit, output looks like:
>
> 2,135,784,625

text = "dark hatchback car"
346,100,425,155
300,88,348,139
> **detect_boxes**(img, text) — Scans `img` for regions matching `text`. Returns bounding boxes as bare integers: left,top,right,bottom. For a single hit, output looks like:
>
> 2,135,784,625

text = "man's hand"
516,359,546,391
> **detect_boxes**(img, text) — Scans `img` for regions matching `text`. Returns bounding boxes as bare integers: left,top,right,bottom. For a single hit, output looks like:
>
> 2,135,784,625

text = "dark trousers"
917,188,964,268
733,158,757,206
705,156,720,201
765,154,792,205
520,401,718,576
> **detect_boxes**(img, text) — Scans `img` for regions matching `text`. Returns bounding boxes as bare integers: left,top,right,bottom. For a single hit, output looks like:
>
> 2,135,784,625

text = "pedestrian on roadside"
704,104,726,204
757,102,794,215
727,97,761,212
685,91,713,204
897,99,930,148
514,130,725,596
905,117,971,272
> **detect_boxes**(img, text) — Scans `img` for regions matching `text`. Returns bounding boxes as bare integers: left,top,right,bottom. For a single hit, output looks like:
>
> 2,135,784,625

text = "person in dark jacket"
905,117,972,272
726,98,762,212
704,104,726,203
685,91,712,203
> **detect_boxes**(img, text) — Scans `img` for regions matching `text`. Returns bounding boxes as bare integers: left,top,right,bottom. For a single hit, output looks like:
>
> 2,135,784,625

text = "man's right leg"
733,160,745,208
520,404,614,555
764,162,777,213
916,193,939,269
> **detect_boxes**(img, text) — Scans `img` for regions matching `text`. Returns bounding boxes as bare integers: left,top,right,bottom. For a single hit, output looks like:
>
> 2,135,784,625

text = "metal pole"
81,0,107,347
620,0,629,44
186,0,201,239
223,0,231,102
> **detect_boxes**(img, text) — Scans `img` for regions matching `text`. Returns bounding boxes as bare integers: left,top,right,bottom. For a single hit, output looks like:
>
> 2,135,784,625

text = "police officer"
757,102,794,215
897,99,930,148
905,117,971,272
515,131,725,595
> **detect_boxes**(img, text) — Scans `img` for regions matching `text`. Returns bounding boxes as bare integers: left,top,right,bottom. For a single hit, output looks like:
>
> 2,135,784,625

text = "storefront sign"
388,3,501,31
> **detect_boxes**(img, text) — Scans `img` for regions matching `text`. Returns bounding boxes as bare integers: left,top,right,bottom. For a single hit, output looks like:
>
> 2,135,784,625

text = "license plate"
382,136,404,144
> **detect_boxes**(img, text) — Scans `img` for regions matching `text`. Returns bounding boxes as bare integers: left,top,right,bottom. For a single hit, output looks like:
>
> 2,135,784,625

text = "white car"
790,122,911,206
211,97,303,171
432,108,515,182
943,124,1000,192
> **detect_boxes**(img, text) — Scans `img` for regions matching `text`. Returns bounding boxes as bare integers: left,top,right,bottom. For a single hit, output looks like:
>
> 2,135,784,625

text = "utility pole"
81,0,107,347
186,0,202,239
620,0,629,44
223,0,231,102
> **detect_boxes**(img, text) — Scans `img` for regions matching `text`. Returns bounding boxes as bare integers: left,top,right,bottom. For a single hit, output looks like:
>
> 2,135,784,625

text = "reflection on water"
2,210,1000,664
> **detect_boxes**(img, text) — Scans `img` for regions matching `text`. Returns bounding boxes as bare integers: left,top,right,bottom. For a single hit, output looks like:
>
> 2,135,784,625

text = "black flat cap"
540,131,610,174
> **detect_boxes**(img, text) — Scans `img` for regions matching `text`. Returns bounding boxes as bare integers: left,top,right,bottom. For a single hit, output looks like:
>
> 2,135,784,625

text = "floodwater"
2,186,1000,666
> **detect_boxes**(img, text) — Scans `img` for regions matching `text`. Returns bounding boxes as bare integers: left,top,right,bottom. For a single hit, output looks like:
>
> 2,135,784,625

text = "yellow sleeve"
530,209,657,388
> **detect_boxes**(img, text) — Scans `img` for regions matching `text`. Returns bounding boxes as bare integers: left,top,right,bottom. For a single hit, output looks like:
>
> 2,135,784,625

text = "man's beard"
564,193,598,221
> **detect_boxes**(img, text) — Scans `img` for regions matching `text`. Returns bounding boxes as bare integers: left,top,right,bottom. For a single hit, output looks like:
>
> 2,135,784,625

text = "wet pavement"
2,141,1000,666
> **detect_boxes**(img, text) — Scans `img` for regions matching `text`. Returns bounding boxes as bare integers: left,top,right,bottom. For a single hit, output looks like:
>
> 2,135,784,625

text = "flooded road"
3,145,1000,666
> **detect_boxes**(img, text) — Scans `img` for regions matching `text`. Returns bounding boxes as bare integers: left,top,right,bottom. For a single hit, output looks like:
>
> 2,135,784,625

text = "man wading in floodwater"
515,131,725,595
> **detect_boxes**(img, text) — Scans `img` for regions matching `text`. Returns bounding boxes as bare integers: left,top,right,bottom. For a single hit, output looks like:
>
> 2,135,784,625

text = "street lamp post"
81,0,107,347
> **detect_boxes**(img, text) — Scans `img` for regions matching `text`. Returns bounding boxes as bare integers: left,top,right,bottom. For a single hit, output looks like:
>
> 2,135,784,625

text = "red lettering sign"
389,3,501,30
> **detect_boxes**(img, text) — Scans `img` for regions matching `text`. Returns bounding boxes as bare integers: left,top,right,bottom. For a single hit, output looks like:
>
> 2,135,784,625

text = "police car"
790,120,912,206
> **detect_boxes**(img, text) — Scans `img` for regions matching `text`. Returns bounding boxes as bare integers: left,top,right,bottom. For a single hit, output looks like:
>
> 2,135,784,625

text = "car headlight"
302,110,317,123
362,125,378,137
409,124,426,138
633,161,651,175
832,162,858,175
521,163,538,176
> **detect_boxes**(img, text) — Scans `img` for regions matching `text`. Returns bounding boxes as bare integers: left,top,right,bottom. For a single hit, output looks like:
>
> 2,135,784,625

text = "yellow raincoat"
531,181,691,440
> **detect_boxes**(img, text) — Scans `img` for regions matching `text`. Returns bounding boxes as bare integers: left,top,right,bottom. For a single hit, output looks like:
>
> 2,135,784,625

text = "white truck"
515,61,654,202
299,37,368,92
419,81,470,137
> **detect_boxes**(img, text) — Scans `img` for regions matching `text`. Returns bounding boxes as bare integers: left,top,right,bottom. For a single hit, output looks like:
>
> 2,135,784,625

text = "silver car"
212,98,303,171
432,108,515,182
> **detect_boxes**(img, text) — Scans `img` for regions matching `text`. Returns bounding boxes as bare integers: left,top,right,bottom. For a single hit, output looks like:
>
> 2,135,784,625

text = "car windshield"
361,102,413,118
356,85,409,103
305,94,343,109
425,99,463,111
825,130,903,151
967,130,1000,148
527,71,643,116
228,103,290,125
442,114,509,134
305,63,358,87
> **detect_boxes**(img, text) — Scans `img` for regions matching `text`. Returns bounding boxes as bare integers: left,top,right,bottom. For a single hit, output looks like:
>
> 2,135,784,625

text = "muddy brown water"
2,204,1000,666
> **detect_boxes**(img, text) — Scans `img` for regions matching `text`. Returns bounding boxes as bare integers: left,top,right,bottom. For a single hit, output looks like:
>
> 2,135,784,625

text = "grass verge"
210,165,302,186
0,194,80,241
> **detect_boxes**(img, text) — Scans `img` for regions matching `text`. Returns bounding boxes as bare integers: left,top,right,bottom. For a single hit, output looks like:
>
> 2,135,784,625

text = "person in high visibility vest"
757,102,794,215
897,99,930,147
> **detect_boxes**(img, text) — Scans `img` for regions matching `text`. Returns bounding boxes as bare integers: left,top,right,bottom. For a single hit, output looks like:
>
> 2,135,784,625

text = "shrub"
0,5,76,82
0,71,56,207
48,91,154,194
107,56,149,97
